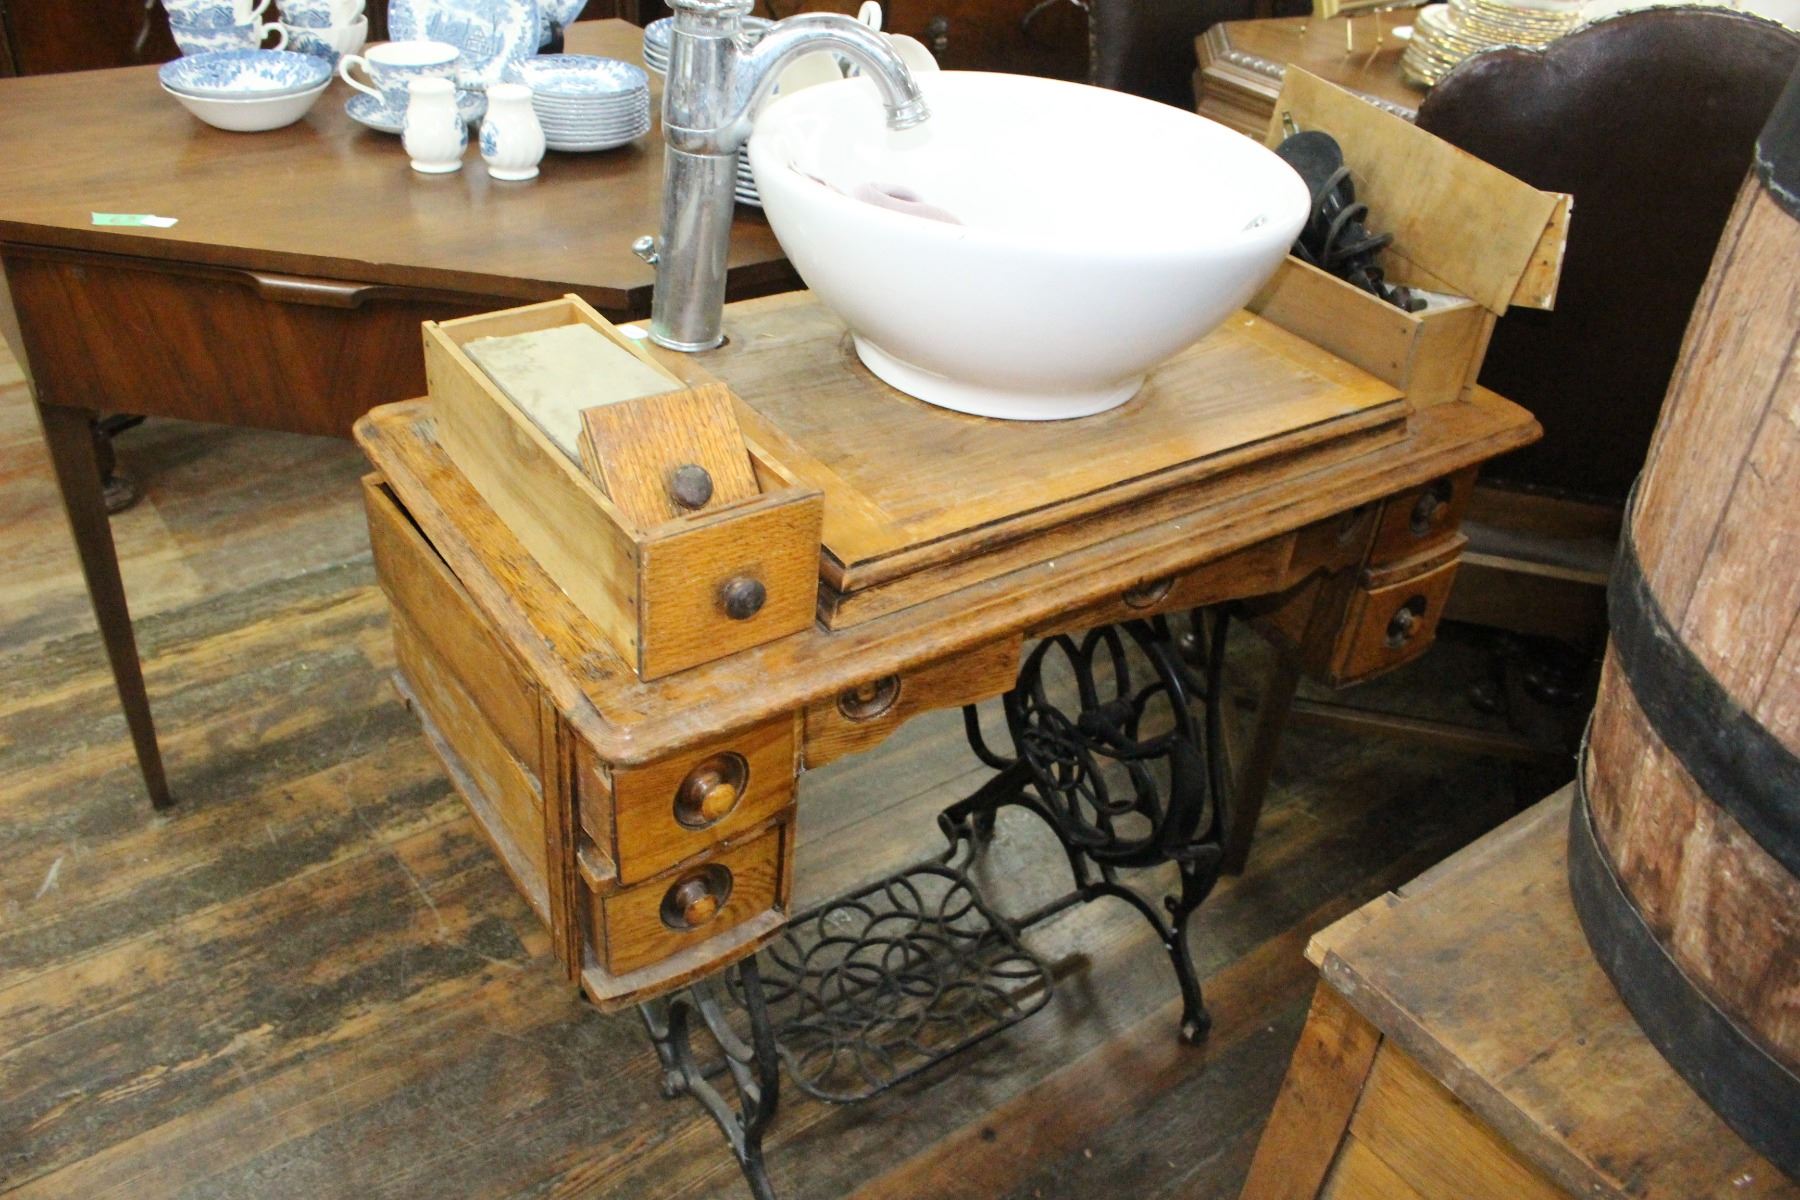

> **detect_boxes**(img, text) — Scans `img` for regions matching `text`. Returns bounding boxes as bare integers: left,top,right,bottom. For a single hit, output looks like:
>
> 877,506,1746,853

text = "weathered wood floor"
0,343,1521,1200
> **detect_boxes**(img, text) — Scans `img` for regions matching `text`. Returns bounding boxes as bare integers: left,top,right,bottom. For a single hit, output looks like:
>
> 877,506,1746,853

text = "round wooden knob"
838,675,901,721
659,865,734,931
1410,480,1454,535
674,753,748,829
673,879,719,926
670,464,714,511
1387,598,1426,646
719,576,766,621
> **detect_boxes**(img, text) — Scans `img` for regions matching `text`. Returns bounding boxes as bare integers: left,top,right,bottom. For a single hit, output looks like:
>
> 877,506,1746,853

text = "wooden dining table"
0,19,798,809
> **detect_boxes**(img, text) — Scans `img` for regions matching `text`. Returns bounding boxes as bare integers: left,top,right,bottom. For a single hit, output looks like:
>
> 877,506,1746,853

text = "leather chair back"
1416,9,1799,502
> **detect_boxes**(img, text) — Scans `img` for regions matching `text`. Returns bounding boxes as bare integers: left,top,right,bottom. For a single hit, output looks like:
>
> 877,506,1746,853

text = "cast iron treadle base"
640,610,1235,1200
753,856,1054,1103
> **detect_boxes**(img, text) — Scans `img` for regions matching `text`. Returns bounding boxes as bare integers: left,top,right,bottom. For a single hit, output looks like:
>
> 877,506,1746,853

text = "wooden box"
422,297,824,680
1247,69,1571,409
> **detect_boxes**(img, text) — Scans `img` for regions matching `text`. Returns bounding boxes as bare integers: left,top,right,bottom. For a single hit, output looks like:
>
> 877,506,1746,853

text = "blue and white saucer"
159,48,331,98
505,53,645,96
346,87,487,132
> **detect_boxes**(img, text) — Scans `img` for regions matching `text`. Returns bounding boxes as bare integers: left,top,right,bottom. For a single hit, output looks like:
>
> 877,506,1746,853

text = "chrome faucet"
634,0,930,352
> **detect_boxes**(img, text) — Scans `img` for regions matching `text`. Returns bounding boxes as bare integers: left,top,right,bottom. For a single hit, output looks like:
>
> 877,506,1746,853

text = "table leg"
37,402,172,809
1220,654,1302,876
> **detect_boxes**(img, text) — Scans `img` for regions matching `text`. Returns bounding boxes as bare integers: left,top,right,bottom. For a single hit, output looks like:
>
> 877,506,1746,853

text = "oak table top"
0,19,793,313
355,291,1540,766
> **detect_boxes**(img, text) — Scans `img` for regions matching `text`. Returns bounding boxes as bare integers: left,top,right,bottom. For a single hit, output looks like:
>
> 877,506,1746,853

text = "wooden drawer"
802,637,1020,769
1367,468,1477,565
3,244,514,437
590,820,788,976
579,715,797,886
363,476,539,766
364,476,553,924
1330,557,1460,682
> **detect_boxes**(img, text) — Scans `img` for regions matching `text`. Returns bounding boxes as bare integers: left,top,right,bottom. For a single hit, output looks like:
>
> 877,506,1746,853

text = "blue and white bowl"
160,48,331,98
162,77,328,130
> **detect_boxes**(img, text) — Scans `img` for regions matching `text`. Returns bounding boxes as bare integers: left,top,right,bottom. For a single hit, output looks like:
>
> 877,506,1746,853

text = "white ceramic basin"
747,71,1309,420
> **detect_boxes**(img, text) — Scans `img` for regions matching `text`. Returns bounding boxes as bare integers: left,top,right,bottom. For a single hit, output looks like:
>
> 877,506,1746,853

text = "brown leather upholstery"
1088,0,1309,108
1416,9,1800,503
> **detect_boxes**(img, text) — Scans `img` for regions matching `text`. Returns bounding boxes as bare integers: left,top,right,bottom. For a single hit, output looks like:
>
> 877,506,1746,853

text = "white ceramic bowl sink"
748,72,1309,420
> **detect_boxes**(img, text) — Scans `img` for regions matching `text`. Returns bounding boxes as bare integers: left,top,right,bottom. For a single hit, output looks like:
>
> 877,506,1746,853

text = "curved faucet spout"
732,15,930,147
646,0,931,351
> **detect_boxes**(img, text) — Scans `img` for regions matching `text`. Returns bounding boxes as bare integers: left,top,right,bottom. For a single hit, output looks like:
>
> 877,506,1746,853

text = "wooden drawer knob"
670,464,714,511
660,865,734,931
719,576,767,621
1410,479,1454,536
674,753,748,829
1387,596,1428,647
1123,576,1174,609
838,675,901,721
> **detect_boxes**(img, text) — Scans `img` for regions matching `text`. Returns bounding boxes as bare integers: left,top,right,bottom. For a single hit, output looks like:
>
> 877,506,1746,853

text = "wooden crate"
1247,69,1571,410
423,296,824,680
1249,256,1494,409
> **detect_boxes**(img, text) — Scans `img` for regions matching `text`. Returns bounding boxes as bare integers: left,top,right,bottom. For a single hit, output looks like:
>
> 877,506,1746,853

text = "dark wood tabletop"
0,19,794,312
0,20,796,811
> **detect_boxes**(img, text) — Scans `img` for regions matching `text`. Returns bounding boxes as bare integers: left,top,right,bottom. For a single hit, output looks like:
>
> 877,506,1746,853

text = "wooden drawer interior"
591,820,788,976
581,715,797,885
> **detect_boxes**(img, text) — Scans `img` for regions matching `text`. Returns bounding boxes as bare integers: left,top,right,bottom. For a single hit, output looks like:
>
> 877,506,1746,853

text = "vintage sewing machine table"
352,290,1537,1198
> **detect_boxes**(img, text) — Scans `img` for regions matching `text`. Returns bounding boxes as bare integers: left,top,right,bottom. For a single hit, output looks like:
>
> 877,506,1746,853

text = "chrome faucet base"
644,0,929,352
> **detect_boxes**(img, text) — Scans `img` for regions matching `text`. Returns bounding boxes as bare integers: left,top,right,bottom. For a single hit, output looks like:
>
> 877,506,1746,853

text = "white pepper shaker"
402,77,466,175
479,82,545,181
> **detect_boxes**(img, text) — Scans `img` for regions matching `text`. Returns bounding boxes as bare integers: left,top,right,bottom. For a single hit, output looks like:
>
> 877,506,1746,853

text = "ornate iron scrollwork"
950,611,1231,1043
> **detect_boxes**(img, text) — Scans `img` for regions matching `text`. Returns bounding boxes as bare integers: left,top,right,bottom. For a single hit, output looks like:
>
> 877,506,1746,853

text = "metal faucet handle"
632,235,660,265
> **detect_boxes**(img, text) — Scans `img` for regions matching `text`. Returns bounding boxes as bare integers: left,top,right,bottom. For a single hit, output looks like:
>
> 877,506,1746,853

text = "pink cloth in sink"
847,182,962,225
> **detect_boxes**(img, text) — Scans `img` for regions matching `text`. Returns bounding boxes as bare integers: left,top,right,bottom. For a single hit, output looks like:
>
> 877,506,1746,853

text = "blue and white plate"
506,53,644,96
159,48,332,97
346,86,488,132
387,0,538,88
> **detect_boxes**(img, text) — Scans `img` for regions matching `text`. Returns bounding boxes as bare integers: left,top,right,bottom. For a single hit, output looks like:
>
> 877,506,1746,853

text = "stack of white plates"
506,55,651,152
736,147,760,207
641,14,770,74
642,16,671,73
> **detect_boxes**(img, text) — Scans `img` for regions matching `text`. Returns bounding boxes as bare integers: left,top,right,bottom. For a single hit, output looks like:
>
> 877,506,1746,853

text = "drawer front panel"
364,476,539,767
595,822,787,976
1368,469,1477,565
4,245,512,437
1332,559,1460,682
586,716,797,886
803,637,1020,769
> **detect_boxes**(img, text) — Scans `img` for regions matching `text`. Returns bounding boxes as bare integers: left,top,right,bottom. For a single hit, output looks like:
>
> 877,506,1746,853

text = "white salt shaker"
402,77,466,174
479,82,545,181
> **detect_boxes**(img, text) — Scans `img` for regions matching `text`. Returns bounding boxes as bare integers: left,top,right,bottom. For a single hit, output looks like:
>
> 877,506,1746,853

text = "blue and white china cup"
338,40,462,116
284,14,368,62
170,16,286,54
276,0,364,29
162,0,271,29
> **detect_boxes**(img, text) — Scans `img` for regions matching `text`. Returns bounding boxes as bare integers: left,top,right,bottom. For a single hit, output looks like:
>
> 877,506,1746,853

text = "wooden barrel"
1568,65,1800,1179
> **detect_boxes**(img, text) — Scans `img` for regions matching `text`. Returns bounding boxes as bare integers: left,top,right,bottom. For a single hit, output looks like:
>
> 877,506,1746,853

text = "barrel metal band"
1568,763,1800,1177
1609,520,1800,877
